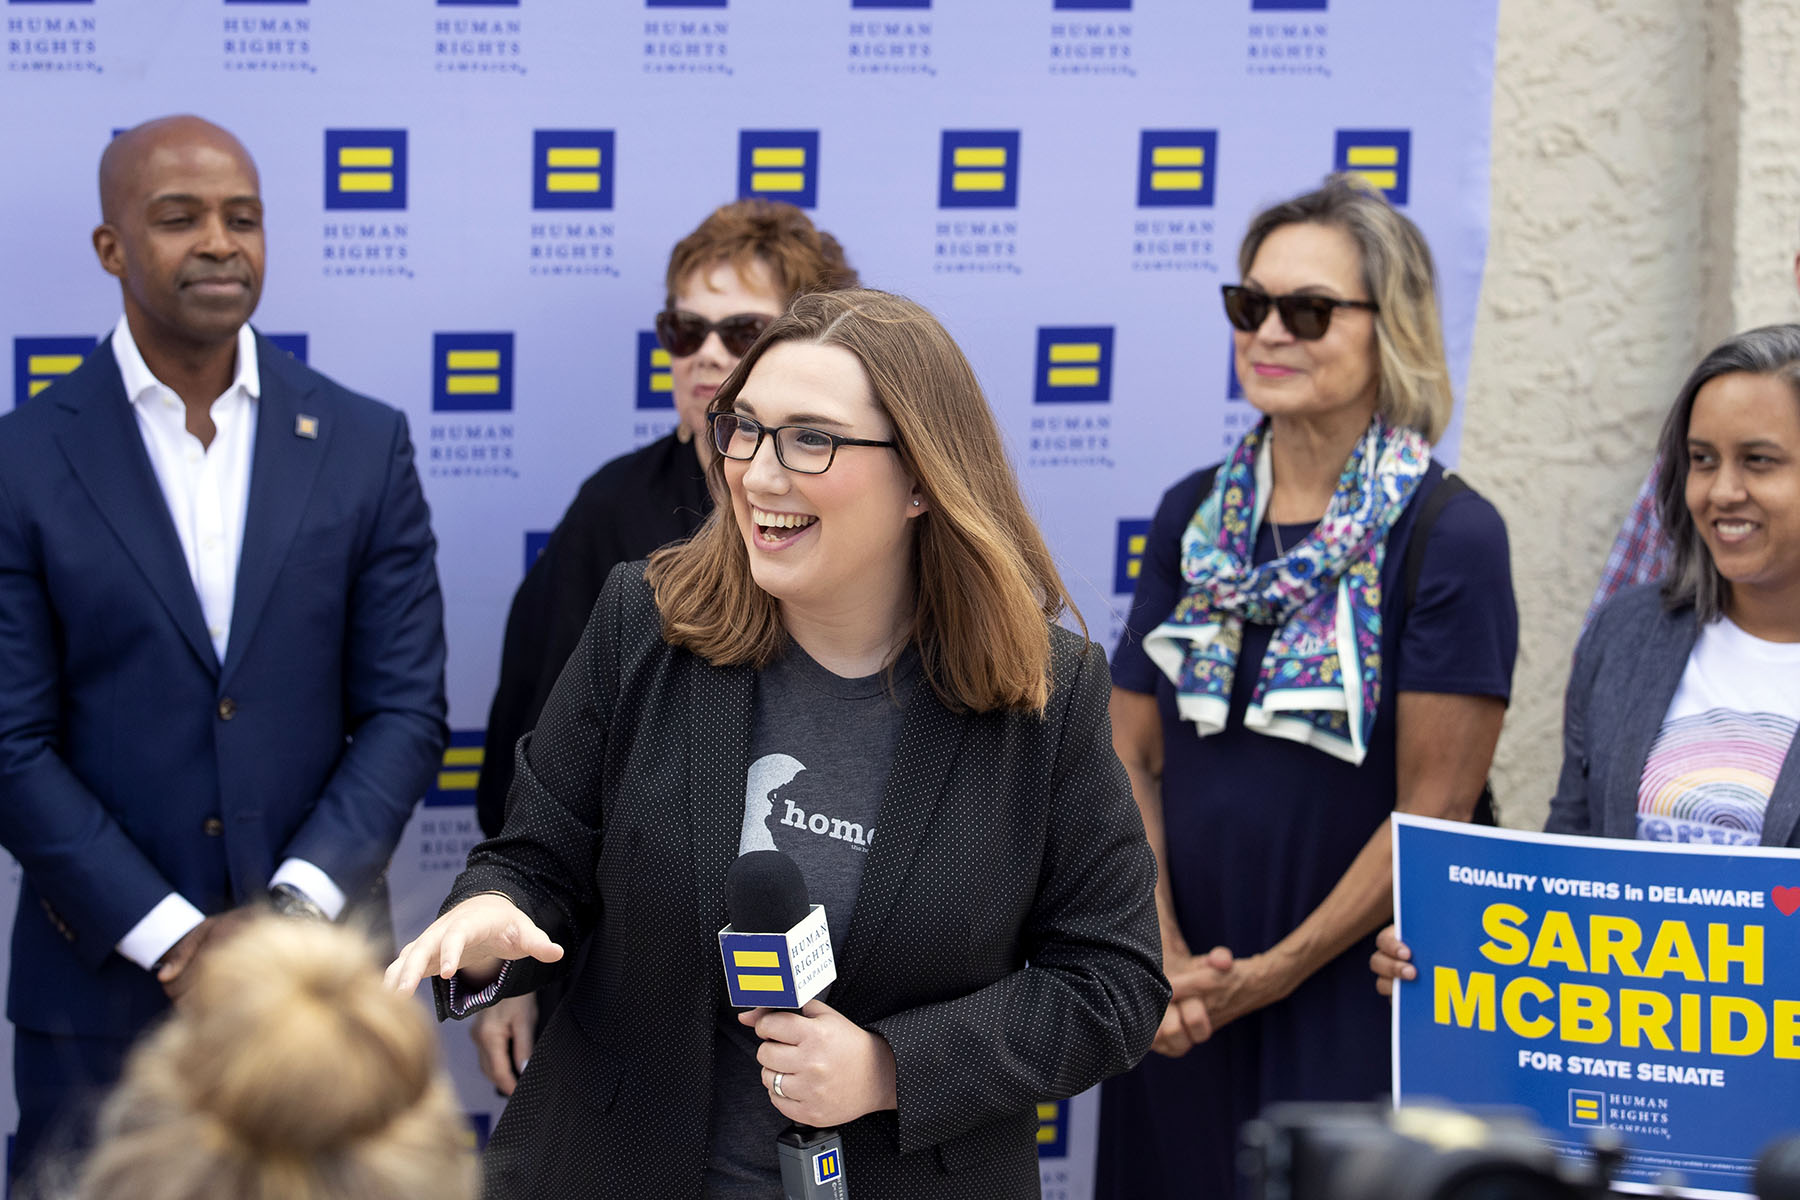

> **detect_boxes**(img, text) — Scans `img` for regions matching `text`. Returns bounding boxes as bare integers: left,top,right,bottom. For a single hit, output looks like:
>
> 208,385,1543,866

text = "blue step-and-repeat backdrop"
1,2,1496,1192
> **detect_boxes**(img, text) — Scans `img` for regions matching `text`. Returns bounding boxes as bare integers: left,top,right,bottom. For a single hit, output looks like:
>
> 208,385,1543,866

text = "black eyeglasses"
654,310,773,358
1221,285,1378,341
707,412,896,475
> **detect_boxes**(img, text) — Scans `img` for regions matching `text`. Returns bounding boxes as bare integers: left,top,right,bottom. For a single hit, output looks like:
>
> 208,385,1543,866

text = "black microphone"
727,850,810,935
720,850,848,1200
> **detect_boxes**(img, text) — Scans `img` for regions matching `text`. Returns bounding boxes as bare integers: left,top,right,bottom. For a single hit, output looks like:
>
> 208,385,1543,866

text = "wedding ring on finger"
772,1072,787,1100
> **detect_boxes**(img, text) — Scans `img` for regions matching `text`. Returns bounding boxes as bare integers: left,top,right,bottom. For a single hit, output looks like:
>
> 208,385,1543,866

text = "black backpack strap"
1396,471,1497,825
1402,471,1470,610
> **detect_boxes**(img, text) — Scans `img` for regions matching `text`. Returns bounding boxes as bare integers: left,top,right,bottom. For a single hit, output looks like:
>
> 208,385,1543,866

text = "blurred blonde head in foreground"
72,917,476,1200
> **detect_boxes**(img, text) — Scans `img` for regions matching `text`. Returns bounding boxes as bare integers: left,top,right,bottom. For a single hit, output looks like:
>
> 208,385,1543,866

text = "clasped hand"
384,893,564,996
742,999,897,1129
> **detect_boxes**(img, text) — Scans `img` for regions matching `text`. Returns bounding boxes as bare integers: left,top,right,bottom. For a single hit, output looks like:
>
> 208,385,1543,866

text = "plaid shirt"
1586,460,1670,629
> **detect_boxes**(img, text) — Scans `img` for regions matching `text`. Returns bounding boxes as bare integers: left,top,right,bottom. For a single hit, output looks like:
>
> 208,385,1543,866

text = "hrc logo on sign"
12,336,92,407
426,730,484,807
939,130,1020,209
1114,520,1151,594
524,530,551,577
636,331,674,410
534,130,614,211
1568,1089,1605,1128
264,333,308,364
432,333,514,413
1138,130,1217,208
325,129,407,211
1334,129,1411,205
1036,1100,1070,1157
1228,341,1244,399
738,131,820,208
812,1147,842,1184
1033,326,1113,405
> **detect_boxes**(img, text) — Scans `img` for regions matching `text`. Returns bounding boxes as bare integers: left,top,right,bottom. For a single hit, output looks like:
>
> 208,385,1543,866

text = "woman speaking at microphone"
387,289,1170,1198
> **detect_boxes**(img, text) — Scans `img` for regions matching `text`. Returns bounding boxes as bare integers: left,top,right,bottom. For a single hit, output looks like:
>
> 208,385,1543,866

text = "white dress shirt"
107,318,346,972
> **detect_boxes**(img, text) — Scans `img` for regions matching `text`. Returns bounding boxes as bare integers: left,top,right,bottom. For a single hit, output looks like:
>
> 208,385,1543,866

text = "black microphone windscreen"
727,850,811,933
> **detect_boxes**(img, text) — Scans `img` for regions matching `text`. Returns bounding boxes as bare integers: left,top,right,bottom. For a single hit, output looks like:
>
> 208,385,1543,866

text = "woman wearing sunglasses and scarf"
1096,175,1519,1199
468,200,856,1094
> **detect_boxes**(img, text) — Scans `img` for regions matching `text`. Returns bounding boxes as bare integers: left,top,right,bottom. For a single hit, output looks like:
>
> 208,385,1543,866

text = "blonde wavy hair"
71,918,477,1200
648,288,1079,714
1238,173,1455,442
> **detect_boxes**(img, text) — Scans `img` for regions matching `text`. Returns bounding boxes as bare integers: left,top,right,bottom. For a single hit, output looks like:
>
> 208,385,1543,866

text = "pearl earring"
912,499,922,507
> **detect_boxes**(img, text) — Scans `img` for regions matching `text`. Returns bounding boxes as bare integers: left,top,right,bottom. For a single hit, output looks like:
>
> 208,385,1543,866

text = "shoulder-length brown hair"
1654,324,1800,621
647,289,1078,714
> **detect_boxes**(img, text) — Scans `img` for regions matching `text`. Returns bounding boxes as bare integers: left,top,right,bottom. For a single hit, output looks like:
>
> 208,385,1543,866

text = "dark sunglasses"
1221,285,1378,341
653,309,773,358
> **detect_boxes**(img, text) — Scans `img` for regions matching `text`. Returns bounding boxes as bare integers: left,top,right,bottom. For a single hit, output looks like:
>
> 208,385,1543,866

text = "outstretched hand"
384,893,564,997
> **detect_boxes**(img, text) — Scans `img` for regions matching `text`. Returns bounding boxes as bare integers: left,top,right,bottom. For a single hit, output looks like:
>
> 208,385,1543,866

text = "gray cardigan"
1544,582,1800,846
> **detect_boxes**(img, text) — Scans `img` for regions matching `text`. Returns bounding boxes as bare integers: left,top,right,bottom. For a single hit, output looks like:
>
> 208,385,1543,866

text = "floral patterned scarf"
1141,415,1430,765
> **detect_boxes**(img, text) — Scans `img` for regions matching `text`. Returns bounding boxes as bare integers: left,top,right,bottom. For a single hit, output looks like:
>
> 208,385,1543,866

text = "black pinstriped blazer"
436,562,1168,1199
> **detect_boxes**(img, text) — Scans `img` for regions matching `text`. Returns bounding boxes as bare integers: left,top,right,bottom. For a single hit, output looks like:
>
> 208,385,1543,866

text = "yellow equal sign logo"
750,146,806,193
1568,1089,1605,1127
1114,518,1152,594
534,131,615,210
337,145,393,193
940,130,1020,208
1334,129,1411,204
1045,339,1102,388
732,947,786,992
739,131,819,207
433,333,514,412
1139,131,1217,207
426,731,485,806
445,349,501,396
325,129,407,211
17,337,91,402
1034,325,1114,404
545,146,600,192
951,144,1008,193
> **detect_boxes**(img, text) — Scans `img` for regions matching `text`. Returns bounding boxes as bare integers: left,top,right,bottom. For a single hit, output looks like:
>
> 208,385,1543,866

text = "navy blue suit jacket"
0,331,447,1038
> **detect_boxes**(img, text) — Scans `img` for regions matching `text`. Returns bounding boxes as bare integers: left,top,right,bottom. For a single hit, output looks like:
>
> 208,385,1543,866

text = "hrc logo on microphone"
812,1147,842,1184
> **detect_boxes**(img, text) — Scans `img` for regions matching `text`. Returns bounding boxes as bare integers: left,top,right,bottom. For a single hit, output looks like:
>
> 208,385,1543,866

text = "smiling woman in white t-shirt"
1374,323,1800,990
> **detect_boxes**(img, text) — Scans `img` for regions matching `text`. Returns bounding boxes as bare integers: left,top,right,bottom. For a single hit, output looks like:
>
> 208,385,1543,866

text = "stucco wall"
1460,0,1800,827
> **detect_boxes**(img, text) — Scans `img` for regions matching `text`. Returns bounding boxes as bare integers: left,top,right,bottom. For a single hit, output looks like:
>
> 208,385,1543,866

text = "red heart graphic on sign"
1774,887,1800,916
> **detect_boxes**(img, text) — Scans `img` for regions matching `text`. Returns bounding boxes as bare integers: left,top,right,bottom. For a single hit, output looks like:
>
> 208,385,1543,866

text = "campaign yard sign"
1393,814,1800,1198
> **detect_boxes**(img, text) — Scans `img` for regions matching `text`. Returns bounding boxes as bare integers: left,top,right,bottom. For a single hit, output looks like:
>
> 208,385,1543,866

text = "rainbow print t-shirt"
1637,617,1800,846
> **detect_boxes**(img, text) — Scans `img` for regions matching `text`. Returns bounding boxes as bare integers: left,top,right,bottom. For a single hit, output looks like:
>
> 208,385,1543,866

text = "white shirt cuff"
270,858,347,920
116,893,207,972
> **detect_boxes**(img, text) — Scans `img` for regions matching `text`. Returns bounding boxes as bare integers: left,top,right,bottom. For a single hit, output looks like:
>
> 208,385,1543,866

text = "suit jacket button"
202,817,225,837
217,697,237,720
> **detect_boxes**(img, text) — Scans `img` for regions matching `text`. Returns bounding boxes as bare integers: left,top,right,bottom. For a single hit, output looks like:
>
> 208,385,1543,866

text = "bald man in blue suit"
0,116,447,1178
